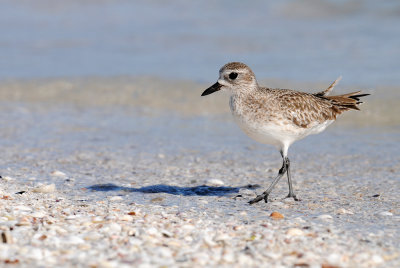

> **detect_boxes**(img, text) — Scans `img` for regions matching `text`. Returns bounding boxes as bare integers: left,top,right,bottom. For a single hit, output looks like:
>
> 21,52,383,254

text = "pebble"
203,234,217,247
215,233,230,242
64,236,85,245
150,197,164,203
65,215,80,220
31,211,46,218
317,214,333,220
105,215,117,221
1,176,14,181
270,201,287,208
51,171,67,177
238,254,254,265
33,233,47,241
293,217,306,223
25,248,44,260
107,223,122,233
161,230,173,238
1,231,13,244
14,205,32,212
146,227,159,236
336,208,354,215
182,224,195,230
286,228,304,236
109,196,123,201
92,216,105,223
120,215,133,221
53,226,68,235
270,211,284,220
32,183,56,193
84,232,103,241
282,198,296,204
205,179,224,186
238,188,256,197
326,253,342,265
378,211,393,216
371,254,384,264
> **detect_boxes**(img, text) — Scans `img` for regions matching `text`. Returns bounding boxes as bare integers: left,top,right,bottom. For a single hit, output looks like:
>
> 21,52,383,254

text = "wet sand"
0,78,399,267
0,76,398,125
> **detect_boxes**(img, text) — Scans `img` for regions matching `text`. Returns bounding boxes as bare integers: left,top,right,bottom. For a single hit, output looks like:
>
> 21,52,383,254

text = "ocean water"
1,0,400,87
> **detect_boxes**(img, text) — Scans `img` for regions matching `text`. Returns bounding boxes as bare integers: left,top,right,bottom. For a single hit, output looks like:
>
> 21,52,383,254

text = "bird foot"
285,194,300,201
248,194,269,205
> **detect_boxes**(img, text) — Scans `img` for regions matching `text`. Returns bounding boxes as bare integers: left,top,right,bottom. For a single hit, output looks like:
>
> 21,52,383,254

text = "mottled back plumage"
255,87,369,129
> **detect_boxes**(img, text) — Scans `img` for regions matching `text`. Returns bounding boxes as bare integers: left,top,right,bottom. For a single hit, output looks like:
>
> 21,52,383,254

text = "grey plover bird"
201,62,369,204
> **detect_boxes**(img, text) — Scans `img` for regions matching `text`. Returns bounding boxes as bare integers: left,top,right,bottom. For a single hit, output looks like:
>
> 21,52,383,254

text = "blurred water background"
1,0,400,86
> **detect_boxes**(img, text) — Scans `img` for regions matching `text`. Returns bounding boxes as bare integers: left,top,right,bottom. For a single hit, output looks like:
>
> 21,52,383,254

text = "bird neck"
234,81,259,98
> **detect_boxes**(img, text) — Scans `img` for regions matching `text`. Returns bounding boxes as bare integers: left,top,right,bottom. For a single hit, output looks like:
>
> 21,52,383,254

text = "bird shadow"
87,183,260,197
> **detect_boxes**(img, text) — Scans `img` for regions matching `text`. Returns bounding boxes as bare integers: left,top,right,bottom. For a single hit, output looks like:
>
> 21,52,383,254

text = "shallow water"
0,103,398,189
1,0,400,87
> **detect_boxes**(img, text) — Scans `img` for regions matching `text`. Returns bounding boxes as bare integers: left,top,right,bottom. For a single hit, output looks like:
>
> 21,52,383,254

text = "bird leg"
249,159,287,204
284,157,300,201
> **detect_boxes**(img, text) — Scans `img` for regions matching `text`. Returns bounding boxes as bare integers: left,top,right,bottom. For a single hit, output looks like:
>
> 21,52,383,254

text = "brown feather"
319,91,370,112
314,76,342,97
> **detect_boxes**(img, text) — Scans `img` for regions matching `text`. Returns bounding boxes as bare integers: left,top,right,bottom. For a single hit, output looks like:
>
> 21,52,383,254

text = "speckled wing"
275,90,337,128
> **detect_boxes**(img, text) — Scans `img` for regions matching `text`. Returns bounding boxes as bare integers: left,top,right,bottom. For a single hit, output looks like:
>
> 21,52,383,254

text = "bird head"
201,62,258,96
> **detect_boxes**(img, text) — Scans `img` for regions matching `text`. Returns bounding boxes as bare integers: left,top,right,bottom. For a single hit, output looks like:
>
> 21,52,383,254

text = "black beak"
201,82,222,96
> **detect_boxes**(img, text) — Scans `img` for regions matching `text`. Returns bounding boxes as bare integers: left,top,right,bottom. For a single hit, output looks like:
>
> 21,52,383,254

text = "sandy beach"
0,78,399,267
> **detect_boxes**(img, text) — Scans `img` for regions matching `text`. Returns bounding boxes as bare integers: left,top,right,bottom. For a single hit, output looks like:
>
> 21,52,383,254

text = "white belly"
233,114,288,146
232,112,334,149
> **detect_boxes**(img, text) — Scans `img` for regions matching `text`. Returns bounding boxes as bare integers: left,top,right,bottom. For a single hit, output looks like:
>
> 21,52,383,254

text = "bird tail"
314,76,342,97
324,91,370,111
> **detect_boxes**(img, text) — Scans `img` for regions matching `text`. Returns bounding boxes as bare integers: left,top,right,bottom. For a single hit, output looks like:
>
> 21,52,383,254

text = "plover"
201,62,369,204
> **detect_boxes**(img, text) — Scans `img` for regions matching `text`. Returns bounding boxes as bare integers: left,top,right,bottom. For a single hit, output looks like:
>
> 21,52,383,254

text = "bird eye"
229,72,238,80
